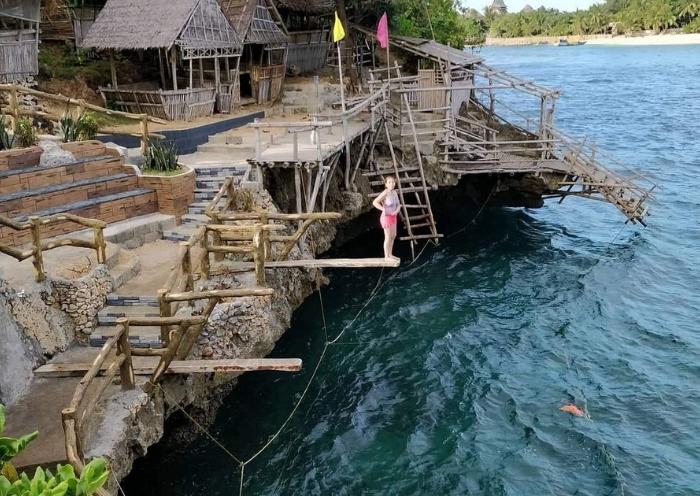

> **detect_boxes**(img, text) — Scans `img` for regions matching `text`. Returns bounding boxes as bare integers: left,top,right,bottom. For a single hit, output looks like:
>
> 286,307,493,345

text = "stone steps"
105,294,159,307
90,325,162,348
181,213,209,225
97,304,161,326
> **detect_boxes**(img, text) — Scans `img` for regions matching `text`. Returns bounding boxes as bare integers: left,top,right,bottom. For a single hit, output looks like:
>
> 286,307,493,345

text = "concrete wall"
137,167,195,221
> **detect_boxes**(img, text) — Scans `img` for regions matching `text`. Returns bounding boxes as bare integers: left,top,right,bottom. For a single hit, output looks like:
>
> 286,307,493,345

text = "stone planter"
0,146,43,170
137,165,195,221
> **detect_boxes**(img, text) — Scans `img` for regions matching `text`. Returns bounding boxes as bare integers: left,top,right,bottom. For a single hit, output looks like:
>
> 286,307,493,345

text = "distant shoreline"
484,32,700,47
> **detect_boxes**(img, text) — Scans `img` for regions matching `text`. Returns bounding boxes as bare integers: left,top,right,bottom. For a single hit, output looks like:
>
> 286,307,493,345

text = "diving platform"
227,258,400,271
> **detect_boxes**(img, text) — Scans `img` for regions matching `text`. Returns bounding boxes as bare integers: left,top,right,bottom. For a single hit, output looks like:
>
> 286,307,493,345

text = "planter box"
137,165,195,221
0,146,43,170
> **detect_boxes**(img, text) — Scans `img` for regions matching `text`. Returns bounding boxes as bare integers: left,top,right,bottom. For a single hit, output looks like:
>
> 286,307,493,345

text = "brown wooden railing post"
116,318,135,390
201,229,211,279
181,241,194,293
259,213,271,260
140,114,149,155
211,212,224,261
29,216,45,282
94,225,106,264
158,289,171,345
226,178,236,211
253,225,265,286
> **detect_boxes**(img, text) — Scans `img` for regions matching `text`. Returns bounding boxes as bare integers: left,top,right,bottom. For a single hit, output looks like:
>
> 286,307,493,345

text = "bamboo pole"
158,289,171,345
253,225,266,286
93,225,106,264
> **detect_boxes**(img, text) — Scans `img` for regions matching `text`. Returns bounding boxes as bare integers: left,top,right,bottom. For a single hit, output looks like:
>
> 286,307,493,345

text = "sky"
461,0,599,13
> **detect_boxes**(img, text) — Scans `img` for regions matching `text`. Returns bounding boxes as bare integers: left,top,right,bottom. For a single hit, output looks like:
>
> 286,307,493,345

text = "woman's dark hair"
385,175,396,185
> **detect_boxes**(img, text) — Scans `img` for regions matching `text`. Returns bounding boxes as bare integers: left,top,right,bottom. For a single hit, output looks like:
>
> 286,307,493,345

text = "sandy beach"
586,33,700,45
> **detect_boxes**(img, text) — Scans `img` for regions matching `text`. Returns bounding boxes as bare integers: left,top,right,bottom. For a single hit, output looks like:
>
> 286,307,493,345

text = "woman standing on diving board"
373,176,401,262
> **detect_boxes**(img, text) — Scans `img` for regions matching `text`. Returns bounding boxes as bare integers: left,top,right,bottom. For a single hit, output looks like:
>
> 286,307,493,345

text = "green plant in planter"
0,116,14,151
13,119,37,148
59,114,99,143
76,114,98,141
0,405,109,496
59,115,80,143
143,139,179,173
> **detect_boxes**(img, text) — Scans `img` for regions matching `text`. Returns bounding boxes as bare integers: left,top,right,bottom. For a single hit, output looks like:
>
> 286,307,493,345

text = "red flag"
377,12,389,49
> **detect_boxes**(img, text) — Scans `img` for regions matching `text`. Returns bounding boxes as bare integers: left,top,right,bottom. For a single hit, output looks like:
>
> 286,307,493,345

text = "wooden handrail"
0,212,107,281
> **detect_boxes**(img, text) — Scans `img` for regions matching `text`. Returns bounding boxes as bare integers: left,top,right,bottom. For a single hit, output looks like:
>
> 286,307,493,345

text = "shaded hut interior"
81,0,243,121
274,0,333,75
218,0,288,104
0,0,40,84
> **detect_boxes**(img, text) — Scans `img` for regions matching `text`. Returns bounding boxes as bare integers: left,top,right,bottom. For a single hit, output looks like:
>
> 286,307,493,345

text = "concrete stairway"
164,165,248,242
90,295,161,348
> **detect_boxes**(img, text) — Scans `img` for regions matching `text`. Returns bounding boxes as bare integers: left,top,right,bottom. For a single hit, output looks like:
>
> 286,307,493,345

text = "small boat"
555,38,586,46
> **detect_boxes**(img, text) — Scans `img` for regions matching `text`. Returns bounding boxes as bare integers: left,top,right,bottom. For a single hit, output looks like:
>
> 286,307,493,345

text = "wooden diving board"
35,358,303,378
231,258,400,270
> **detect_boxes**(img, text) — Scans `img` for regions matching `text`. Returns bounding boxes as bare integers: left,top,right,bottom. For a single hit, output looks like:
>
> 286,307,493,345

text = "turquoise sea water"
125,45,700,495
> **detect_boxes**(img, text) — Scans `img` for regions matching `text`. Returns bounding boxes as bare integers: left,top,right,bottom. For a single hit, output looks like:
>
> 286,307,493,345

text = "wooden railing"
61,318,134,489
0,84,167,153
0,213,107,282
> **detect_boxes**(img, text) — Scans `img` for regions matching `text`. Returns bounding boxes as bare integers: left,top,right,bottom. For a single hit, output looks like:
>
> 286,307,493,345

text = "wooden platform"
35,358,302,377
252,118,371,165
229,258,400,271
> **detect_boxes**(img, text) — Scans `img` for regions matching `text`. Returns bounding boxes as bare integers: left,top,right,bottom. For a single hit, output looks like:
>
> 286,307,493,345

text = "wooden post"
8,86,18,128
259,213,271,260
199,59,204,87
292,132,299,161
181,242,194,293
116,319,135,390
93,226,106,264
214,57,221,99
254,119,262,160
253,225,265,286
144,322,188,394
201,229,211,279
140,115,149,155
158,49,167,89
211,217,225,262
158,289,171,345
170,48,178,91
110,51,118,90
29,216,44,283
189,58,193,90
294,166,303,230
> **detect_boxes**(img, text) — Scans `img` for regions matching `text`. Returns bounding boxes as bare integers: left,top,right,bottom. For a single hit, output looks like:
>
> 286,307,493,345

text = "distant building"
489,0,508,15
521,4,534,13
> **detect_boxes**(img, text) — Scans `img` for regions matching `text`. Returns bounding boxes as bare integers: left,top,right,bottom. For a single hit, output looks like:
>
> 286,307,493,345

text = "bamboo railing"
0,84,168,154
0,212,107,282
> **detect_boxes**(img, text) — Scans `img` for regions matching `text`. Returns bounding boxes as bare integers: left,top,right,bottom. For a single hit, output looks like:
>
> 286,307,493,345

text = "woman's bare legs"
385,224,398,260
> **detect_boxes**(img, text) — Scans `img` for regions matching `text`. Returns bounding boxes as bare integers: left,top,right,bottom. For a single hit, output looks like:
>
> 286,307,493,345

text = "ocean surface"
125,45,700,495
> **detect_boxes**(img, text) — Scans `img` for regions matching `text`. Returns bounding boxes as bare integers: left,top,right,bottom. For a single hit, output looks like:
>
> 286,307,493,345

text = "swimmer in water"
560,403,586,417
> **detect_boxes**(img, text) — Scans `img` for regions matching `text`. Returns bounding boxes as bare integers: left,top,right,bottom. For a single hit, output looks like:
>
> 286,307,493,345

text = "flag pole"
337,41,346,113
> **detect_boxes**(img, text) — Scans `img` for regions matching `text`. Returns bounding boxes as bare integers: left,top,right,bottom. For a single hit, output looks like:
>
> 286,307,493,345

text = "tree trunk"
335,0,359,91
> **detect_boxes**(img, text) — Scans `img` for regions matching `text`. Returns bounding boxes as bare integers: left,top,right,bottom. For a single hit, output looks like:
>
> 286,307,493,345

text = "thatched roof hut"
219,0,288,45
0,0,41,83
82,0,242,55
81,0,245,120
274,0,334,15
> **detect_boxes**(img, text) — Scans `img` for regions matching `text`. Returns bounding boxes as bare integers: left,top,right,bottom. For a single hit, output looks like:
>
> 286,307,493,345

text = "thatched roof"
490,0,507,10
521,4,533,12
273,0,334,15
82,0,242,51
219,0,287,44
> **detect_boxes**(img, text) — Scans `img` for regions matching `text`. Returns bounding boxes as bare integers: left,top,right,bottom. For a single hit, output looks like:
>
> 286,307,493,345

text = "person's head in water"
385,176,396,191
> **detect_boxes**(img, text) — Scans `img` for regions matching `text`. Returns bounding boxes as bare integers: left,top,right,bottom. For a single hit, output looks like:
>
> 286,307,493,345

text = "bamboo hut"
218,0,288,104
81,0,243,120
272,0,334,75
0,0,40,84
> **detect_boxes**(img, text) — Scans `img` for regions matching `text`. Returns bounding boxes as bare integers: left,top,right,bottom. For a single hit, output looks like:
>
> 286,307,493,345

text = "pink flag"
377,12,389,49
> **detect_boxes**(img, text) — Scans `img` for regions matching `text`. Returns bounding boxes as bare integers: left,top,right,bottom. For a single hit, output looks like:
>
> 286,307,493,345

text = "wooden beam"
230,258,400,270
35,359,303,377
171,48,178,91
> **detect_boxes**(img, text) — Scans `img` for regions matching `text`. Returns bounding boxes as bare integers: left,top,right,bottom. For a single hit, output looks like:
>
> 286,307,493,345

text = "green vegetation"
0,117,14,151
476,0,700,38
0,404,108,496
59,114,99,143
13,119,37,149
385,0,484,47
143,140,180,173
38,45,113,89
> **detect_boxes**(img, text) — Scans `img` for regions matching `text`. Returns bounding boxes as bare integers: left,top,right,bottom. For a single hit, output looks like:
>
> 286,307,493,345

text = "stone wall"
137,166,195,221
43,265,113,338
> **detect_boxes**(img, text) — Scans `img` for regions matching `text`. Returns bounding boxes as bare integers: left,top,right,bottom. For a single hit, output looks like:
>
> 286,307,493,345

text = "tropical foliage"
13,119,37,149
0,404,108,496
0,116,15,151
59,114,99,143
479,0,700,38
